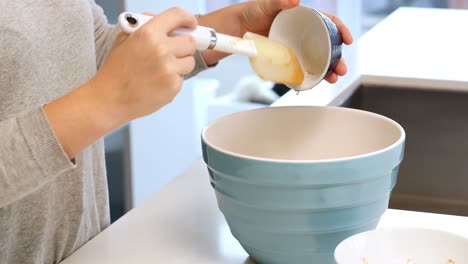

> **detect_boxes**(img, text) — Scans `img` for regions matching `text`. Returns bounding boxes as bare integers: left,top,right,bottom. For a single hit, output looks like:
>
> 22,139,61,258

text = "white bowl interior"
269,6,331,91
203,107,403,161
335,228,468,264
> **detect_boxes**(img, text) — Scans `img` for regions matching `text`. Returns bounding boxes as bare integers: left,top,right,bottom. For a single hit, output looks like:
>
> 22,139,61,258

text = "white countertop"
274,7,468,107
62,7,468,264
62,160,468,264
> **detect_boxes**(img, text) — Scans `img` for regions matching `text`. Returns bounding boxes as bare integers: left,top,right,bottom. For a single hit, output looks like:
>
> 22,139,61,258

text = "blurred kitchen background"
95,0,468,222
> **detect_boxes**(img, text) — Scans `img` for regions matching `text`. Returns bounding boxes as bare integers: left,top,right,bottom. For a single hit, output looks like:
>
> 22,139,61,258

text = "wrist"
43,80,126,158
83,78,128,133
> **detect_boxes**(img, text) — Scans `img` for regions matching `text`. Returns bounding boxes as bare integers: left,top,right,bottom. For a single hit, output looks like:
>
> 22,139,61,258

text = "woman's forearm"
44,82,122,159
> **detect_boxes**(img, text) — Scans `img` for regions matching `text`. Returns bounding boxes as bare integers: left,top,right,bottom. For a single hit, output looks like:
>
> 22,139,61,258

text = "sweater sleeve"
0,106,75,208
185,51,212,79
90,0,121,70
90,1,212,76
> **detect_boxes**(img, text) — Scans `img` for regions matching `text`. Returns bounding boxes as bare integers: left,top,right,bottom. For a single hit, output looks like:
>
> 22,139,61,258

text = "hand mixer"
118,12,304,88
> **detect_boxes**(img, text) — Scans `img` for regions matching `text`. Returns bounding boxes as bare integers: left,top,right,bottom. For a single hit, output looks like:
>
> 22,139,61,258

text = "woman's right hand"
44,8,198,158
91,7,198,123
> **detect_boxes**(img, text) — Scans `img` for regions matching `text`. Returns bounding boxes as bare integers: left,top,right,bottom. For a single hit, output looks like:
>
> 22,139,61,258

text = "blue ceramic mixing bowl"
209,167,399,208
215,190,390,232
240,218,380,264
201,106,405,264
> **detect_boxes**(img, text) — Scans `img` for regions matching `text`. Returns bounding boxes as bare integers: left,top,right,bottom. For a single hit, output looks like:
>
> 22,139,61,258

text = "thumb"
257,0,300,16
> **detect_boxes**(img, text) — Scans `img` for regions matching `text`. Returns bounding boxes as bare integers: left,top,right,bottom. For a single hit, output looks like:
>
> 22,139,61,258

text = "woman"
0,1,352,263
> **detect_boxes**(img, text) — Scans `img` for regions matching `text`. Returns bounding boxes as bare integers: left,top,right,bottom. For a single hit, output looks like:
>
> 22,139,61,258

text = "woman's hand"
318,11,354,83
44,8,198,158
92,7,198,122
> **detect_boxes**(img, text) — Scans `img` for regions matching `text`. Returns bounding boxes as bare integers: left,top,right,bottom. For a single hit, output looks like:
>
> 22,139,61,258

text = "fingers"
325,72,338,83
334,59,347,76
147,7,197,34
174,56,196,76
321,11,353,45
258,0,300,16
168,35,197,58
125,9,197,77
324,59,347,84
284,0,301,9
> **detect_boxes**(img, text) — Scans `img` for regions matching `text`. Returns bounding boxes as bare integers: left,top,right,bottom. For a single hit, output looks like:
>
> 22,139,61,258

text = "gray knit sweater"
0,1,208,263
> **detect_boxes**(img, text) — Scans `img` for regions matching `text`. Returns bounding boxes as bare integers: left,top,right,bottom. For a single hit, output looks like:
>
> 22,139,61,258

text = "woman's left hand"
200,0,354,84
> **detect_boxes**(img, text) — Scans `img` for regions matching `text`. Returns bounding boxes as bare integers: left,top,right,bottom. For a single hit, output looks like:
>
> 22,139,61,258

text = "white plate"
334,228,468,264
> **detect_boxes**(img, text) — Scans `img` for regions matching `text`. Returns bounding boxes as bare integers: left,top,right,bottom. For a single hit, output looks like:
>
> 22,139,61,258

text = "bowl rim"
334,227,468,262
202,106,406,164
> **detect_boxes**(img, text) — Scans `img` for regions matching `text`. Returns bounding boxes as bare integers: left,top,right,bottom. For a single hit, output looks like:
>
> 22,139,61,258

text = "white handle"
118,12,213,50
170,27,214,51
118,13,153,34
118,12,257,57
